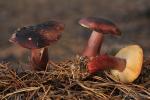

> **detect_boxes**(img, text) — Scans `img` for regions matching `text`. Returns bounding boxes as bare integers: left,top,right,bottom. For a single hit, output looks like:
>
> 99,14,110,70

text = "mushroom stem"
87,54,126,73
31,48,48,71
82,31,103,58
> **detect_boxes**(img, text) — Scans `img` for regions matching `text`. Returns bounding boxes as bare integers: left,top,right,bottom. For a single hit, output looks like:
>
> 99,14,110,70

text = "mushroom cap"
111,45,143,83
9,20,64,49
79,17,121,36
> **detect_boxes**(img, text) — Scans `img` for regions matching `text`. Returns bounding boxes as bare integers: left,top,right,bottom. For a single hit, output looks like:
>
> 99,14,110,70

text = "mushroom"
79,17,121,58
87,45,143,83
9,20,64,71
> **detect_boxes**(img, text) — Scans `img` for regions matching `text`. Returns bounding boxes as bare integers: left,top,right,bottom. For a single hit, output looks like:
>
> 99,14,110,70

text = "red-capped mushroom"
87,45,143,83
9,20,64,71
79,17,121,58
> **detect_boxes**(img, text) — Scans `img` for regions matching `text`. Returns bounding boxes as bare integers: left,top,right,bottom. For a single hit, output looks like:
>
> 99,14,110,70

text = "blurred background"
0,0,150,63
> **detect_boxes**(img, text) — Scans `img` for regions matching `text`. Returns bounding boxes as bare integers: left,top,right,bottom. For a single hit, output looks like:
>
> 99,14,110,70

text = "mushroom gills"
111,45,143,83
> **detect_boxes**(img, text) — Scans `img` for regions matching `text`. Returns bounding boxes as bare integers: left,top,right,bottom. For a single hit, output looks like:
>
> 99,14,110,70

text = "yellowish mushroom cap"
111,45,143,83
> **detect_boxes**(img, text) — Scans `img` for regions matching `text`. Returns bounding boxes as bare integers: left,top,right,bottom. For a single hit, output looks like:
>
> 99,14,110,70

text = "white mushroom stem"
31,48,48,71
82,31,103,58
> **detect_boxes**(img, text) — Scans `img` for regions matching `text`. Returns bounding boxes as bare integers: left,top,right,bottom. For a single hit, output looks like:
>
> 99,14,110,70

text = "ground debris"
0,56,149,100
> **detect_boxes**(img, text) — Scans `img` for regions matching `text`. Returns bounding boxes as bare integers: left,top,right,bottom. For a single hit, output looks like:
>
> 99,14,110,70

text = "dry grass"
0,56,149,100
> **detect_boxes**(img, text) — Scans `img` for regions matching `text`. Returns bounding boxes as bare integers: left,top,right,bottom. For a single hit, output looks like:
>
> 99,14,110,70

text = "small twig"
41,86,51,100
2,87,40,100
77,81,108,99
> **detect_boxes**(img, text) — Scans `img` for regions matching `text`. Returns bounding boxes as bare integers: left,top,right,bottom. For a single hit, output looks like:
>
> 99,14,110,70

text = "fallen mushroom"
87,45,143,83
9,20,64,71
79,17,121,58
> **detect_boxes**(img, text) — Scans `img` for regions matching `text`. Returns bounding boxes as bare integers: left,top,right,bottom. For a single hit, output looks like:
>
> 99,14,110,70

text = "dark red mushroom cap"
79,17,121,35
9,20,64,49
